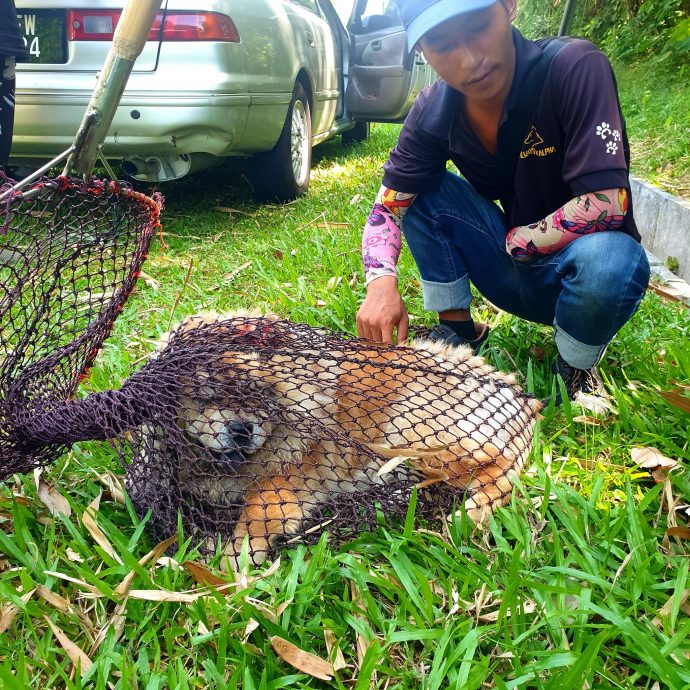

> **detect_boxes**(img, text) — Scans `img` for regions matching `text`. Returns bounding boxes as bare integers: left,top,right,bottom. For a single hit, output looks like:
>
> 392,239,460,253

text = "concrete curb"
646,249,690,307
631,176,690,283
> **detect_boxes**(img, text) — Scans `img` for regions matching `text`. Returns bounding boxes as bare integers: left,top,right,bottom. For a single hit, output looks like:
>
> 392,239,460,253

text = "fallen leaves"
271,636,333,681
631,446,678,469
222,260,252,284
81,494,123,564
44,616,93,676
0,589,35,634
658,386,690,414
648,281,690,307
631,446,679,483
34,468,71,517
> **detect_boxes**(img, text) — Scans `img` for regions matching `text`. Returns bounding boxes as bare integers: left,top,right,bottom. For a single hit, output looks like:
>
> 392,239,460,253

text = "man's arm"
506,187,628,260
357,186,417,344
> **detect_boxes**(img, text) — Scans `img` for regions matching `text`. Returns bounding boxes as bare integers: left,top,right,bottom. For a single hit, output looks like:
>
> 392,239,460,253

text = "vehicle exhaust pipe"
122,157,162,177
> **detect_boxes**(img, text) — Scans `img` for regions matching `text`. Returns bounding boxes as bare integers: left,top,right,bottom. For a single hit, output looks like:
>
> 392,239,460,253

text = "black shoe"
422,322,490,354
552,355,605,405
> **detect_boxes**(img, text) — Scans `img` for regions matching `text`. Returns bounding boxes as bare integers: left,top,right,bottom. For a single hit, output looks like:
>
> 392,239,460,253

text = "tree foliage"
516,0,689,68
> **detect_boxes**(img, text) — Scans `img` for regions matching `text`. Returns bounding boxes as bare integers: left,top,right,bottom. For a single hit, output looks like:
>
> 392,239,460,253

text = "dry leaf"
317,222,349,228
572,415,602,426
630,447,678,470
95,472,126,505
666,527,690,540
66,548,84,563
271,636,333,681
260,557,282,579
36,585,72,613
182,561,228,587
0,589,35,634
648,282,690,307
44,616,93,676
477,599,538,623
325,276,342,290
315,299,327,307
246,597,279,623
653,589,690,628
90,602,127,656
82,494,123,564
349,194,363,205
128,588,210,603
244,618,260,640
34,469,71,517
659,389,690,414
155,556,181,570
44,570,101,596
113,534,178,599
324,629,348,671
529,345,546,361
138,271,159,291
214,206,248,215
575,392,616,416
274,249,284,260
377,456,406,477
223,260,252,284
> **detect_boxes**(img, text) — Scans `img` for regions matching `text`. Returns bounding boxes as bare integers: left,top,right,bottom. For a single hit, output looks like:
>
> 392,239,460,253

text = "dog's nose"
225,421,255,450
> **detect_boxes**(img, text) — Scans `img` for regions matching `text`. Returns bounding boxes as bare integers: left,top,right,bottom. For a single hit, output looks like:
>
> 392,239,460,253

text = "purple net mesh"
0,174,161,475
0,174,542,568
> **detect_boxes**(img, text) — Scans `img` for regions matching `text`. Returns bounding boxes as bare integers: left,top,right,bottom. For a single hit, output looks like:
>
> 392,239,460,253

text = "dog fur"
137,309,541,569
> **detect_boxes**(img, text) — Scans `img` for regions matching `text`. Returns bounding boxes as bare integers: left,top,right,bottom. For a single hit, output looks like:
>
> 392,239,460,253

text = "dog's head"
176,393,276,464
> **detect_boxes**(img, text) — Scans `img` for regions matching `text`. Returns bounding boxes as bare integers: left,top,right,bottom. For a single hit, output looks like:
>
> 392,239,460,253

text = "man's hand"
356,275,409,345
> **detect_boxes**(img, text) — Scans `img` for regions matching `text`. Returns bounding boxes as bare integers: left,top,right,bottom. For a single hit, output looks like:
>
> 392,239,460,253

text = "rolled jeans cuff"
420,275,472,312
554,320,607,370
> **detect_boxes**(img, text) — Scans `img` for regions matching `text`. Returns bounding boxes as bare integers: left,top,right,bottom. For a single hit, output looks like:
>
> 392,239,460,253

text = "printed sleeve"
362,186,417,285
554,44,630,195
381,93,450,194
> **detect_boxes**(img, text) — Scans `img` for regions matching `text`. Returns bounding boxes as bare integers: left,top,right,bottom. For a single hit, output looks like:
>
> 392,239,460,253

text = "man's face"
418,0,517,104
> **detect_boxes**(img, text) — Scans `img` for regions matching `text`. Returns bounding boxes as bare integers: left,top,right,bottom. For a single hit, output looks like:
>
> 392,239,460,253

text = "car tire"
342,121,370,146
246,83,312,203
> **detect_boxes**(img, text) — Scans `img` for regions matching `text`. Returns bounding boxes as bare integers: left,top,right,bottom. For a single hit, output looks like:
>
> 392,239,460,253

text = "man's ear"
506,0,517,22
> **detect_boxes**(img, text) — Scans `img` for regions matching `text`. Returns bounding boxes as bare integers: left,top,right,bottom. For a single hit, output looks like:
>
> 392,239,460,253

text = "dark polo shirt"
382,28,640,241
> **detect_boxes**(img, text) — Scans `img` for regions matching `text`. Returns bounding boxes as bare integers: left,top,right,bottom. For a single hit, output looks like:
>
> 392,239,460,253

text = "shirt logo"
520,126,556,159
595,121,621,155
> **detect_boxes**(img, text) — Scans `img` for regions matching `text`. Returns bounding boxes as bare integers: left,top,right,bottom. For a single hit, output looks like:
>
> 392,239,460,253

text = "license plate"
17,10,67,64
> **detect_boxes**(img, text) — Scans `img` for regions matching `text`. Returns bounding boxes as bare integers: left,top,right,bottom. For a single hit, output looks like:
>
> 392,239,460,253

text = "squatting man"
355,0,650,403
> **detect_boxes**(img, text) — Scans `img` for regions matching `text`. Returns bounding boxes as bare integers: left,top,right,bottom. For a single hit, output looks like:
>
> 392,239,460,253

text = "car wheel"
246,83,312,203
342,121,370,146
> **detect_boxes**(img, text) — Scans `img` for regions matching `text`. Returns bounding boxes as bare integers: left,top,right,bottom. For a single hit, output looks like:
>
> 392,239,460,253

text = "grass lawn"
1,107,690,687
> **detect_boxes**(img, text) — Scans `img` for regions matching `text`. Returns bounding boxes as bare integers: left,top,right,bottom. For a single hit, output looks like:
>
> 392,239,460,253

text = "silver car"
11,0,434,201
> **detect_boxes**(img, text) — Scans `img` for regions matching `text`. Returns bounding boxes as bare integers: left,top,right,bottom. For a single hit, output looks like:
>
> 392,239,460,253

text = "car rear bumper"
11,90,290,161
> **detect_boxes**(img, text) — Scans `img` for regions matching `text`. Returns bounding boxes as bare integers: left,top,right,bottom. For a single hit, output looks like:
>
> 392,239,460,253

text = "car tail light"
67,10,240,42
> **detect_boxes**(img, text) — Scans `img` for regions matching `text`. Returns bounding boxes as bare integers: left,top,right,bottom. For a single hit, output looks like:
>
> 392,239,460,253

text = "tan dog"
140,310,541,569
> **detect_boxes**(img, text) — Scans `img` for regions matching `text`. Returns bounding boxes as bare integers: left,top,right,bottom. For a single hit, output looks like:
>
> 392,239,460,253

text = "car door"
341,0,435,121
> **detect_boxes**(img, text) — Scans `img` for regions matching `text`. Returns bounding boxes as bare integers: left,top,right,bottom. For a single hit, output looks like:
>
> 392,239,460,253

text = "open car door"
344,0,434,121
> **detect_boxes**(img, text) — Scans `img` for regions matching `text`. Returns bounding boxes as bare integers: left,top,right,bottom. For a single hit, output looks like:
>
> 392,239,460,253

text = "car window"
291,0,322,16
351,0,402,32
329,0,356,26
361,0,400,22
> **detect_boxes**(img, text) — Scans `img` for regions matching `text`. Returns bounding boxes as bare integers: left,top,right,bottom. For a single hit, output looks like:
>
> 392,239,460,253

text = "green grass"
1,119,689,688
615,58,690,199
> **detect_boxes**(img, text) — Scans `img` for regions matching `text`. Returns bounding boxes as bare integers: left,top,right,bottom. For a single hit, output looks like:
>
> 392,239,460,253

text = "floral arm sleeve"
505,187,629,260
362,186,417,285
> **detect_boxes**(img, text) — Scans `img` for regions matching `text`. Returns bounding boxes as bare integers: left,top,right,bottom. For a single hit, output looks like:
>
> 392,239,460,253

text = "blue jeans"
402,173,650,369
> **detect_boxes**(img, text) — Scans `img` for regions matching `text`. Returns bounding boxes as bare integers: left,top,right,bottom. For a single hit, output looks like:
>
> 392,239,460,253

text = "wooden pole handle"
112,0,163,61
